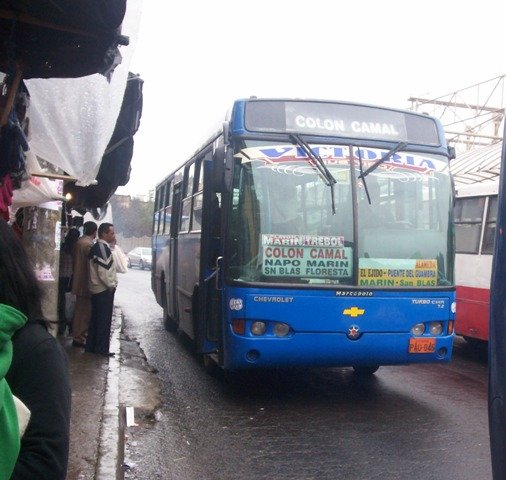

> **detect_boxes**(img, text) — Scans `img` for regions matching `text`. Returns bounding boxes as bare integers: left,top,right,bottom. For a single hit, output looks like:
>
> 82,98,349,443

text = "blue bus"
152,98,456,373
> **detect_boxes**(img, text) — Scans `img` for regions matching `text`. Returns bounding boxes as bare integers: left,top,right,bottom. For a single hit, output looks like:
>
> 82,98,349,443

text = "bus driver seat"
269,185,301,234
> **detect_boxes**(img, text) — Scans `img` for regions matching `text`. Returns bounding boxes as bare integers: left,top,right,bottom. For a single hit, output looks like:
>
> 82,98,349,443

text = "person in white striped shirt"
85,223,118,357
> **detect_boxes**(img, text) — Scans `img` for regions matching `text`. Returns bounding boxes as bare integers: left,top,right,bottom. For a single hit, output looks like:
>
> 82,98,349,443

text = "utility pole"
22,179,63,337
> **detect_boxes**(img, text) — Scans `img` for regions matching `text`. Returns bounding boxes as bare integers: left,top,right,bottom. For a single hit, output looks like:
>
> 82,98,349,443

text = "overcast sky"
116,0,504,197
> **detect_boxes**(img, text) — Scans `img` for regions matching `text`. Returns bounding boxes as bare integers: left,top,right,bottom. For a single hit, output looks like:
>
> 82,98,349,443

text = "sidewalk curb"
96,307,124,479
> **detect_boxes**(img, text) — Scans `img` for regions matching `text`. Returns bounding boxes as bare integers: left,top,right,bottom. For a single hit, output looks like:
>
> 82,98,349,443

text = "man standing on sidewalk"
85,223,118,357
71,221,97,347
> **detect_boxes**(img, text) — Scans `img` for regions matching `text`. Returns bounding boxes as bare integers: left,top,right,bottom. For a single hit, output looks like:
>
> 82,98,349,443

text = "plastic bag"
64,291,76,321
112,244,128,274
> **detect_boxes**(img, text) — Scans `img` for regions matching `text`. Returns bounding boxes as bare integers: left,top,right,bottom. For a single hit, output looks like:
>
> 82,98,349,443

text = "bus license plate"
409,338,436,354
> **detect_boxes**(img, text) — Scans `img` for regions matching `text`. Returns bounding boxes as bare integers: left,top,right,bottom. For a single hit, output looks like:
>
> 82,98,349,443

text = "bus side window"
153,211,158,235
180,198,191,233
454,196,485,254
482,195,498,254
185,163,195,198
163,181,172,234
192,193,203,231
190,157,204,232
154,185,166,234
164,205,172,232
179,163,195,233
153,189,161,235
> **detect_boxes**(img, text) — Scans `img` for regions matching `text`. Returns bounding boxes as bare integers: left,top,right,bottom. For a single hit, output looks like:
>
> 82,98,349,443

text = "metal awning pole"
0,67,22,126
30,172,98,185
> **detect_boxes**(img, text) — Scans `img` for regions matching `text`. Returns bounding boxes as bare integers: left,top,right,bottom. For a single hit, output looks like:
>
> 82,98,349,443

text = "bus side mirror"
448,146,456,160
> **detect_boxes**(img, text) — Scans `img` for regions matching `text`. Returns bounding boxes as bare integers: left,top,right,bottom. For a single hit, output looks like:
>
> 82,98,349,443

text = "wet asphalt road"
115,269,491,480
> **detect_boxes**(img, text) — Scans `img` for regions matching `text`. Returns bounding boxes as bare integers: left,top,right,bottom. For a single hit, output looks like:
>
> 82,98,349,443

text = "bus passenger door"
168,181,183,326
197,157,223,358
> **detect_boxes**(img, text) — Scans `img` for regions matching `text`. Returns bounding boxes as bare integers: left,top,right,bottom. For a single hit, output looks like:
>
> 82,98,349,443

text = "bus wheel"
463,336,485,347
164,310,178,332
353,365,380,375
202,354,220,376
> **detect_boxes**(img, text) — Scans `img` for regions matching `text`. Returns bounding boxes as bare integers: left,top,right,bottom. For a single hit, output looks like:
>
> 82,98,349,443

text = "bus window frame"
157,184,166,235
190,157,204,233
153,188,161,235
179,161,197,234
163,180,173,235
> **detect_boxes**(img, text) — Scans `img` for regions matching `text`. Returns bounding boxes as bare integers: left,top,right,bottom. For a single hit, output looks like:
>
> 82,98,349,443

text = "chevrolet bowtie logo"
343,307,365,317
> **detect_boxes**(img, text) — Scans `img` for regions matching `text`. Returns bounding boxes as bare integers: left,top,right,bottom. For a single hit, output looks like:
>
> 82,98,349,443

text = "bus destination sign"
244,100,440,146
261,234,352,279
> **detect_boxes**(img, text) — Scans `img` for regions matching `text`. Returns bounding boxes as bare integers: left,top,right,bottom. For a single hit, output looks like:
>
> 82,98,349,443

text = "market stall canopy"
0,0,128,79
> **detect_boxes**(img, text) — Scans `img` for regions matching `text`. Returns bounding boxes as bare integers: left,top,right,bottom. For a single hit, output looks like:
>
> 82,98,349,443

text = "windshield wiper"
290,134,337,214
358,141,407,180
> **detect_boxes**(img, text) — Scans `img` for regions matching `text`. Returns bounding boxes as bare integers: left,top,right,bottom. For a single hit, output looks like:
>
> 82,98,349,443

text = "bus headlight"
411,323,425,336
251,321,267,336
429,322,443,336
273,323,291,337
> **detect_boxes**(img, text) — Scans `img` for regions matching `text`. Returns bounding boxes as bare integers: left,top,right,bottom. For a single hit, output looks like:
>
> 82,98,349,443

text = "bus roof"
455,179,499,198
451,143,502,186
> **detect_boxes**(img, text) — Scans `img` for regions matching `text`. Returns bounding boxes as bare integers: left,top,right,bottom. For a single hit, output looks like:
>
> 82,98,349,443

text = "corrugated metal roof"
450,143,502,185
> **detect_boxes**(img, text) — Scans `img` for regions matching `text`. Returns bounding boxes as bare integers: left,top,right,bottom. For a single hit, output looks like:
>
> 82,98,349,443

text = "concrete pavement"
60,306,162,480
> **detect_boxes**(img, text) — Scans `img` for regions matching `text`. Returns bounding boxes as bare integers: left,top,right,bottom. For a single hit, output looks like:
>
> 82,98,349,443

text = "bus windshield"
227,140,453,287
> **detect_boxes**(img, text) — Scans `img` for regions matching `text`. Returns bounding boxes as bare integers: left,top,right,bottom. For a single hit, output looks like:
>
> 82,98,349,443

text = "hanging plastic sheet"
64,72,143,209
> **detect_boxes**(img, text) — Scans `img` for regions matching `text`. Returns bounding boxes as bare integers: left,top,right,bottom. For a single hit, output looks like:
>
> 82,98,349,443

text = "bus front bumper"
222,329,454,371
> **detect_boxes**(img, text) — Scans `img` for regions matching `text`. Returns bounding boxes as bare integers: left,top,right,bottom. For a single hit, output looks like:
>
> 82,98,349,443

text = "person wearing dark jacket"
0,218,71,480
71,221,97,346
58,227,80,334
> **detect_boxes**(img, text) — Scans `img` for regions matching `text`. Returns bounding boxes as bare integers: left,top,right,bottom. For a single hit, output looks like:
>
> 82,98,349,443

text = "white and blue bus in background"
152,98,456,374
